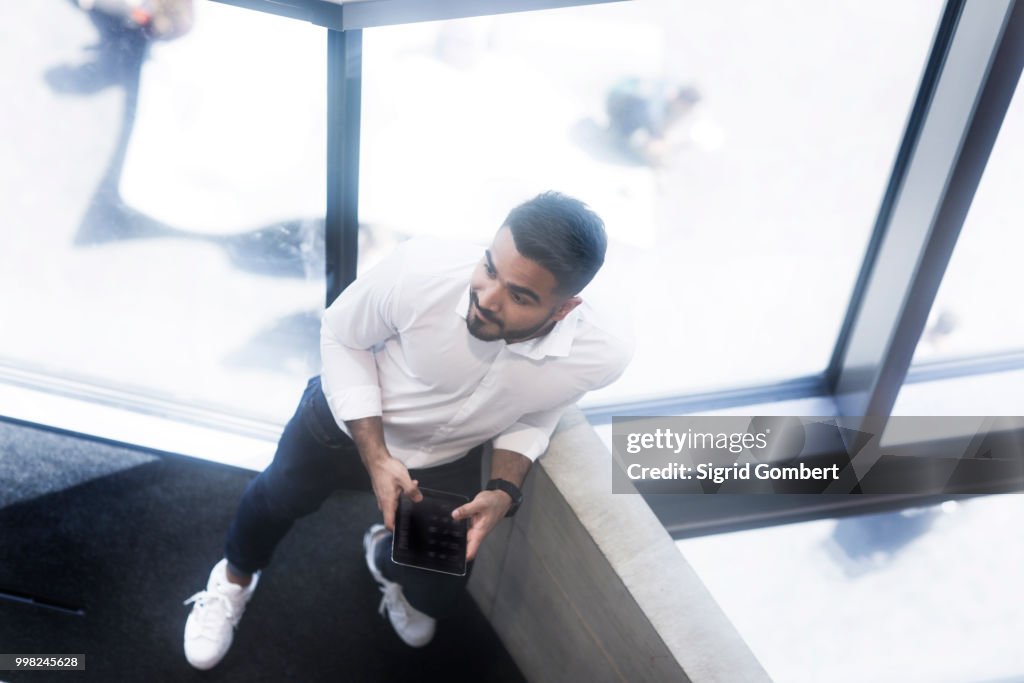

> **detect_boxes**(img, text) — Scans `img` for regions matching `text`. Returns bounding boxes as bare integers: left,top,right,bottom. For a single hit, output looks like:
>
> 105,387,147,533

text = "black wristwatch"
486,479,524,517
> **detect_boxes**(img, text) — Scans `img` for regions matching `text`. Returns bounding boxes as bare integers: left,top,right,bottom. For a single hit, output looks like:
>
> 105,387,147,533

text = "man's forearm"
346,416,422,526
490,448,531,488
345,416,391,469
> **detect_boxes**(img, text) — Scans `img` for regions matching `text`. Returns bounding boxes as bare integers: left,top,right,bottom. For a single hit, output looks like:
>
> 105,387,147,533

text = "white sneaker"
183,559,260,670
363,524,436,647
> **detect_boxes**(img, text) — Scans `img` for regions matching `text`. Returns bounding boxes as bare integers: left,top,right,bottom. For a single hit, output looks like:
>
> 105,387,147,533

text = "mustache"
469,292,501,324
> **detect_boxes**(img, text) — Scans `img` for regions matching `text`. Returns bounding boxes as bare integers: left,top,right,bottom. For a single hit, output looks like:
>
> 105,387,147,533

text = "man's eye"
511,293,525,304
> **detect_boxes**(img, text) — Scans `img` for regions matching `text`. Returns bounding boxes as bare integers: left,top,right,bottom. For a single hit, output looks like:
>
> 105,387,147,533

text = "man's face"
466,227,581,343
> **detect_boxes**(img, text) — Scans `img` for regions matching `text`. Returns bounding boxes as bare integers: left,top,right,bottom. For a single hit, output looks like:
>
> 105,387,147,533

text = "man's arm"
452,448,530,561
320,243,422,528
451,330,635,560
347,416,422,531
490,447,531,489
450,397,582,561
451,399,580,560
319,248,407,423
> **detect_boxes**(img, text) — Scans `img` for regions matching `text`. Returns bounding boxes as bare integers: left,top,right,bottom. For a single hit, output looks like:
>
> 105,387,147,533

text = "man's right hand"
367,456,423,530
345,416,422,530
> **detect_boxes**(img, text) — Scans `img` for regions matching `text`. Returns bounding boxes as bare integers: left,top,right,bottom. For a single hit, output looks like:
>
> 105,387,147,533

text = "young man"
182,191,633,670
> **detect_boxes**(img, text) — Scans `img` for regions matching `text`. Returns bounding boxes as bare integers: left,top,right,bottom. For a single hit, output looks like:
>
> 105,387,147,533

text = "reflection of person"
182,192,634,670
45,1,153,96
77,0,194,40
606,77,701,166
45,0,195,247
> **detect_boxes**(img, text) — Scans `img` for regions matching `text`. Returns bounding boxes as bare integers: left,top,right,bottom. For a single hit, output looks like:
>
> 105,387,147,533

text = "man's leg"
185,376,366,669
225,375,370,577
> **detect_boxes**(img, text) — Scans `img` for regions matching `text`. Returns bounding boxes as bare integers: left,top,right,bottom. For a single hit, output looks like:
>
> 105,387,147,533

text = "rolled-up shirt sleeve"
492,396,582,462
320,244,409,424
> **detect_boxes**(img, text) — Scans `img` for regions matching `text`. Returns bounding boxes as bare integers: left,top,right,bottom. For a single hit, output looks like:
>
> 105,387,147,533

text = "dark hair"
503,192,607,296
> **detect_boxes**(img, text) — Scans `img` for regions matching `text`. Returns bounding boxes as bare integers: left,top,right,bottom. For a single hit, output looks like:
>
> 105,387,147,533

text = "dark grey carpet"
0,418,524,683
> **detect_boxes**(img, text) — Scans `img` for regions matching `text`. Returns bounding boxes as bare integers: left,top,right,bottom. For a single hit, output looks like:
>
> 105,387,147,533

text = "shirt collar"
454,285,578,360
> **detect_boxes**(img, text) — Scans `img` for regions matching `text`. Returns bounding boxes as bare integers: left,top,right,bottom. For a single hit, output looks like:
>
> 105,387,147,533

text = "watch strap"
486,478,523,517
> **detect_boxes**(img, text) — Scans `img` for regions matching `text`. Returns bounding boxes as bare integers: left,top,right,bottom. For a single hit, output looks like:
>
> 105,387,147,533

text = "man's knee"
246,467,330,522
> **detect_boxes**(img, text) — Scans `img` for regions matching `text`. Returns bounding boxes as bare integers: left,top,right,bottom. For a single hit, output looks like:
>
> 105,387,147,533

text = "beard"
466,292,557,343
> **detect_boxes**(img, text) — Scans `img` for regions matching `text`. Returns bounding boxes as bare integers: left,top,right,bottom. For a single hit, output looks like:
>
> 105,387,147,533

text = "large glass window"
678,494,1024,682
360,0,943,405
0,1,326,425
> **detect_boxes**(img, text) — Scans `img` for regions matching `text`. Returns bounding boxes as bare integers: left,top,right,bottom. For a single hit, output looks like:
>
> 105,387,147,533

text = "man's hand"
367,456,422,531
346,416,422,530
451,489,512,561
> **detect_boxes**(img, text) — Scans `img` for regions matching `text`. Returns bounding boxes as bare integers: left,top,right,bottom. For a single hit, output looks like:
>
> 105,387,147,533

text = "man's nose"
477,283,501,313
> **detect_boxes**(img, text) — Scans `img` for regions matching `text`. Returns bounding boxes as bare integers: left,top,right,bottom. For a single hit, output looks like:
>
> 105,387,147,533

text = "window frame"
204,0,1024,532
653,0,1024,535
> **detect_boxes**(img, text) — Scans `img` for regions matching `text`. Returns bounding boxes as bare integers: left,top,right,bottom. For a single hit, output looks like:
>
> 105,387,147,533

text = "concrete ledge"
469,407,770,683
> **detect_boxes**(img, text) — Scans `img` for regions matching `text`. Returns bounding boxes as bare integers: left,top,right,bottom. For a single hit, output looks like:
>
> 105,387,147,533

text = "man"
182,191,633,670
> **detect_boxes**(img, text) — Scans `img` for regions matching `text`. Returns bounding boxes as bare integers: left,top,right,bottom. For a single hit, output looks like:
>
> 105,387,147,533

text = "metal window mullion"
325,28,363,307
211,0,623,31
825,0,965,392
339,0,622,29
833,0,1021,424
583,374,830,425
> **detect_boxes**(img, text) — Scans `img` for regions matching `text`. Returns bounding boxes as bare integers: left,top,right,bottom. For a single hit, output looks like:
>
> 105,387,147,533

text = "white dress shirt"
319,238,633,469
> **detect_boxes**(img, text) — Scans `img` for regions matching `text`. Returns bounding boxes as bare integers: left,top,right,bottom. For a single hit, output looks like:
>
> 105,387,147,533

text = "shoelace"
184,589,237,636
378,583,408,621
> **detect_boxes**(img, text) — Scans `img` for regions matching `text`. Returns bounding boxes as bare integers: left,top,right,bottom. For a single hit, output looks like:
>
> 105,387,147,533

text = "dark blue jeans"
224,376,481,619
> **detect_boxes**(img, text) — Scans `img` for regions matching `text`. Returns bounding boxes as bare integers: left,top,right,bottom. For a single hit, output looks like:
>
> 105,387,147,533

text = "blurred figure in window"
46,0,192,95
78,0,194,41
46,0,193,95
45,0,195,246
605,77,701,167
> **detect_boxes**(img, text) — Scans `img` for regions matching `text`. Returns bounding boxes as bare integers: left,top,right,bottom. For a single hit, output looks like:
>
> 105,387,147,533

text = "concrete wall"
469,408,771,683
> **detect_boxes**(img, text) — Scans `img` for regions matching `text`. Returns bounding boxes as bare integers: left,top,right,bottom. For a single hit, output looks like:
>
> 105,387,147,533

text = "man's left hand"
451,489,512,561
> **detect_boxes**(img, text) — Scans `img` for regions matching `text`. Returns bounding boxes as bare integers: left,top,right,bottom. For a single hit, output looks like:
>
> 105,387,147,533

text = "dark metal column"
825,0,966,392
832,0,1023,421
325,28,363,307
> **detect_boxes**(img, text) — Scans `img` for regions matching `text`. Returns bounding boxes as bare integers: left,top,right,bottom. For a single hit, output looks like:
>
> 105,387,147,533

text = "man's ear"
551,296,582,322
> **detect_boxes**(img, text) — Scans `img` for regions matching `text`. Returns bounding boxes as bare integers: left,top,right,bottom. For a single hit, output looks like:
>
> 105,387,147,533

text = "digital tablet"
391,487,469,577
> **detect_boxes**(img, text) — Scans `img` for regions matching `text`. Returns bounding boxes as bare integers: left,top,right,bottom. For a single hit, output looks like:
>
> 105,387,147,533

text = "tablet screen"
391,487,469,576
